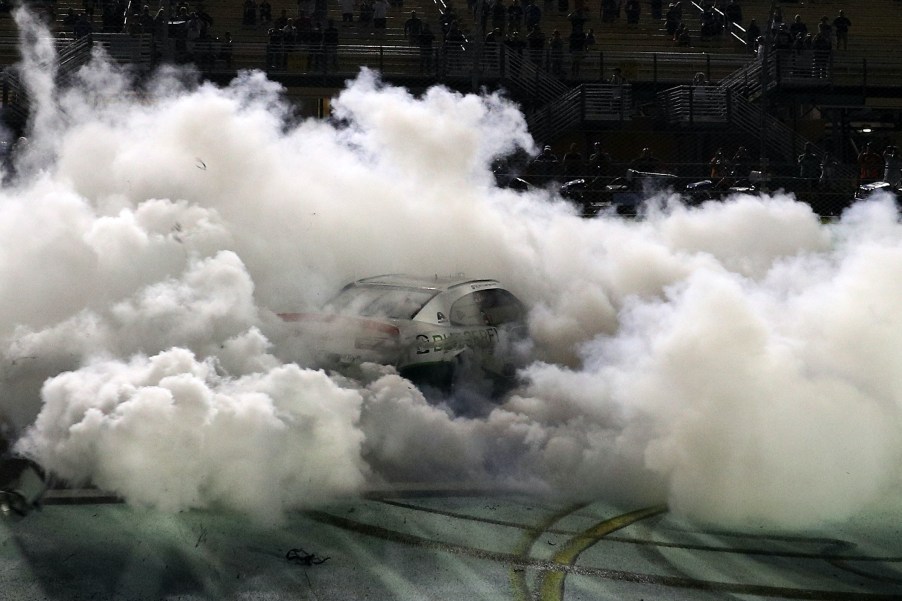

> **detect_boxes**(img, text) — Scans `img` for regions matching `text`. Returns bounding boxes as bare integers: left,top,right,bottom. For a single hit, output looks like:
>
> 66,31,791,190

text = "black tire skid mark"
304,507,902,600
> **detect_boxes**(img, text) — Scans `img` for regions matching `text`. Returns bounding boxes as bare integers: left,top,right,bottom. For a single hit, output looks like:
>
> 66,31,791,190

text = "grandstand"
1,0,901,215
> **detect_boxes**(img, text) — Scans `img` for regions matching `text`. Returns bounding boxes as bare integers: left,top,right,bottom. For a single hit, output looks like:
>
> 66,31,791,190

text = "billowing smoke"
2,8,901,528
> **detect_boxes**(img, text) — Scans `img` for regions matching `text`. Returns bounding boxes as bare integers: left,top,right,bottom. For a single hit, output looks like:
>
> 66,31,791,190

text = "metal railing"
56,33,94,79
2,31,896,89
1,66,29,122
524,83,633,145
657,85,729,125
498,48,568,107
656,64,823,163
1,33,94,122
147,35,756,85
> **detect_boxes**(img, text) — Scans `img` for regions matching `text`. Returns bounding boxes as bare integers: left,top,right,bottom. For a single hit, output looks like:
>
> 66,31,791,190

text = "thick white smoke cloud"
2,8,901,528
22,346,368,516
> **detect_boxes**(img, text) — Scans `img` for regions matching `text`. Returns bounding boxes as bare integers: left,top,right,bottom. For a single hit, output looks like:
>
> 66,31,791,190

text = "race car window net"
326,286,438,320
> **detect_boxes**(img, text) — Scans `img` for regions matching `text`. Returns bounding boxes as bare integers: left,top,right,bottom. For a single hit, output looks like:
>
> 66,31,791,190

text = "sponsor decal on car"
416,328,499,354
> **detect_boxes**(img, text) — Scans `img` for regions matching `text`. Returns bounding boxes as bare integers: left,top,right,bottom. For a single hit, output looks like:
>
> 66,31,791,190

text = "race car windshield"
325,285,438,320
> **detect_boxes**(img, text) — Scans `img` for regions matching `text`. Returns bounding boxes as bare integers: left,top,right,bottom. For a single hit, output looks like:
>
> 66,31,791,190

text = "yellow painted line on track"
539,504,668,601
508,503,588,601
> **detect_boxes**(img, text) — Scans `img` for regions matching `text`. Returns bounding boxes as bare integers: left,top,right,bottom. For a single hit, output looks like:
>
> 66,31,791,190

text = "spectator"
771,5,783,30
549,29,564,75
126,7,142,34
885,146,902,186
791,30,809,60
624,0,640,24
731,146,752,177
588,142,612,176
259,0,272,23
307,23,323,69
196,5,214,29
811,26,831,77
605,67,627,111
323,19,339,68
493,0,508,34
674,21,690,46
266,23,282,68
601,0,617,23
665,3,680,36
798,143,821,181
418,22,435,71
439,4,456,34
74,12,93,39
373,0,389,30
508,0,523,32
480,0,491,31
531,145,559,180
818,16,832,40
819,152,838,187
568,6,588,35
832,9,851,50
281,18,297,53
273,8,288,30
699,4,720,38
568,27,585,75
744,18,760,52
152,7,166,40
536,146,558,162
504,29,525,76
607,66,626,83
631,147,662,171
651,0,663,20
340,0,354,24
561,143,583,178
710,147,727,178
242,0,257,26
359,0,374,27
63,8,78,29
789,14,807,40
857,143,883,184
136,4,154,33
723,0,741,24
312,0,327,21
526,23,545,64
524,0,541,31
486,26,502,46
584,27,595,49
444,21,466,70
404,11,422,43
218,31,233,67
773,23,792,51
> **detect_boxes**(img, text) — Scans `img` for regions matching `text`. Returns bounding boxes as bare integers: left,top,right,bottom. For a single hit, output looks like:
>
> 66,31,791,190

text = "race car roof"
350,274,501,292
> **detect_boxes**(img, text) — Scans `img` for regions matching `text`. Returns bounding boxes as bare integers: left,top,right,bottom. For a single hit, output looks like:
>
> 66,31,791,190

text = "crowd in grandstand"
41,0,864,84
1,0,889,218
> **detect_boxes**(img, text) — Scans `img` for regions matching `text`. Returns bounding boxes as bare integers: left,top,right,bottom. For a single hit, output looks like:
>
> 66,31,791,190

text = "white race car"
278,275,528,391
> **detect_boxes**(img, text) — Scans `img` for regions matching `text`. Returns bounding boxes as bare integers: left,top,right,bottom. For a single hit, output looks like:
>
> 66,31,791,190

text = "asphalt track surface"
2,487,901,600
